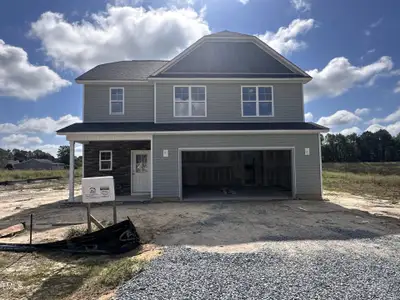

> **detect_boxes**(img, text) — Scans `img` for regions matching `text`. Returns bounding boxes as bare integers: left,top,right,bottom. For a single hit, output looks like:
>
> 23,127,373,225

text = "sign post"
82,176,116,232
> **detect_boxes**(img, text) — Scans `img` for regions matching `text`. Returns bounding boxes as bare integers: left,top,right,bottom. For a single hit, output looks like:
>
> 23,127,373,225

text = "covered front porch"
65,133,153,202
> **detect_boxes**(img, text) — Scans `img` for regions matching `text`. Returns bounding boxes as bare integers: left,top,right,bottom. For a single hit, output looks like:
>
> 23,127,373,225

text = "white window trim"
241,85,274,117
99,150,113,171
173,85,207,117
109,87,125,115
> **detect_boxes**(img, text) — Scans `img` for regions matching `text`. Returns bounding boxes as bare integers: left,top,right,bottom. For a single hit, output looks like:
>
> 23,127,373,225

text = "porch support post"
69,140,75,202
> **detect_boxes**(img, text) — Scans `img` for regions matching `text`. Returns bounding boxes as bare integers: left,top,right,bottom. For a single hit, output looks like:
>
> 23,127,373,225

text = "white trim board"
148,77,311,83
61,129,328,141
177,146,296,200
318,134,323,197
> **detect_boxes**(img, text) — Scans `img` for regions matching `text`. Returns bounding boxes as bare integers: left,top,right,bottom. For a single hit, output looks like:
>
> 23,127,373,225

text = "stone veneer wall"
84,141,150,195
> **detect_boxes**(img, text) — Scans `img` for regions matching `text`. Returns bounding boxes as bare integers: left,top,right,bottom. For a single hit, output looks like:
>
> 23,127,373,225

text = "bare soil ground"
0,181,399,299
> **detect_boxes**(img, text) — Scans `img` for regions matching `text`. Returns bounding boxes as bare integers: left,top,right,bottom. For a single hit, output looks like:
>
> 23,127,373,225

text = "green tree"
57,146,70,165
321,129,399,163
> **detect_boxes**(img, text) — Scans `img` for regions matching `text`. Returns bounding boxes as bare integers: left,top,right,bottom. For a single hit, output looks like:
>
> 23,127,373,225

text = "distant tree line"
0,146,82,168
321,129,400,162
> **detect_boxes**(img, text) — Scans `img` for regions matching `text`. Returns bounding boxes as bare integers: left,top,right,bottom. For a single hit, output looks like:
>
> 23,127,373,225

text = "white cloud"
2,134,43,146
291,0,311,12
304,112,313,122
360,48,376,60
368,107,400,125
370,18,383,28
394,80,400,93
364,18,383,36
0,40,70,100
29,5,211,72
317,110,361,127
257,19,315,55
382,107,400,123
366,122,400,136
238,0,250,4
366,124,385,133
305,56,394,102
354,108,370,116
0,114,81,134
340,127,362,136
386,122,400,136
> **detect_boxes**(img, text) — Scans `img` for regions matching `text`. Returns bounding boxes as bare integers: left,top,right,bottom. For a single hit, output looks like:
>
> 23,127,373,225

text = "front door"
131,150,151,194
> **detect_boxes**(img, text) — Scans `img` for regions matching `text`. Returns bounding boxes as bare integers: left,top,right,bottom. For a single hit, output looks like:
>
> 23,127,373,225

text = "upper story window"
241,86,274,117
174,86,206,117
110,87,124,115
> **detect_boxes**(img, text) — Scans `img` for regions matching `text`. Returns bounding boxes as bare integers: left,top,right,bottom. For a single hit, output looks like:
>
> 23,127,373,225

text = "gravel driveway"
117,236,400,300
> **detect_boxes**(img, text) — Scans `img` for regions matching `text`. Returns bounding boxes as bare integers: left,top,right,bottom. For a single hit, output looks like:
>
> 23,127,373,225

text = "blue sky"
1,0,400,156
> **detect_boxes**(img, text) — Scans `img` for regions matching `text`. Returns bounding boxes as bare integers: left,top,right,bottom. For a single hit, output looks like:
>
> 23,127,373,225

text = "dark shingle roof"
57,122,328,133
151,41,310,78
75,60,169,81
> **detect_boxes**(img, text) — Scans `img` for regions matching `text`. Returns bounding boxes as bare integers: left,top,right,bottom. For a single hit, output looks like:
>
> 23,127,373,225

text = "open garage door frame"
177,146,296,200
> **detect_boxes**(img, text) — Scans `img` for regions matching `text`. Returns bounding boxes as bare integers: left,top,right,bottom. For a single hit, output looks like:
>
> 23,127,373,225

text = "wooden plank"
89,214,105,230
0,223,25,238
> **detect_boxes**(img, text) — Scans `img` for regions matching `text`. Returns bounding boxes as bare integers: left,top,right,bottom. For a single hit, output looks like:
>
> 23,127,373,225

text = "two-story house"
57,31,329,202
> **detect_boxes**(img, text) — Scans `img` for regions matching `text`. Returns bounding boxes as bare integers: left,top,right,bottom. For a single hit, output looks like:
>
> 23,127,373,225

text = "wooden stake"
29,214,33,245
87,203,92,233
113,200,117,224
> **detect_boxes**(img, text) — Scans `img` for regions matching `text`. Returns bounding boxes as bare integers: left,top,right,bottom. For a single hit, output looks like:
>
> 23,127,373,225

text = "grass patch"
323,162,400,176
64,226,88,239
0,169,82,182
97,257,146,287
323,170,400,201
0,247,161,300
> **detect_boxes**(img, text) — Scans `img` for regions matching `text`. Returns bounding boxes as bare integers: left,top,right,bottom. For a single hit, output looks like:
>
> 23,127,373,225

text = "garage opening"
181,149,293,200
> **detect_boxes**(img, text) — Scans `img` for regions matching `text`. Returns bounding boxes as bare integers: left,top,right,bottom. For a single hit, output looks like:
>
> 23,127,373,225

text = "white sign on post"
82,176,115,203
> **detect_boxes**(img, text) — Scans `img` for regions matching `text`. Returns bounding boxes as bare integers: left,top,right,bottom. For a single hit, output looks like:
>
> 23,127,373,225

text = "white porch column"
69,140,75,202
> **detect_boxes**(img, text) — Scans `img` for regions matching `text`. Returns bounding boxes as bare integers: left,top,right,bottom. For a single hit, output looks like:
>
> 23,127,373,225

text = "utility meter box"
82,176,115,203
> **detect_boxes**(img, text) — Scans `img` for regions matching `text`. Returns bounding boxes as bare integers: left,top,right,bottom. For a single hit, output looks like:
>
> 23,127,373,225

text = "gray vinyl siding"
83,84,154,122
156,82,304,123
152,133,322,199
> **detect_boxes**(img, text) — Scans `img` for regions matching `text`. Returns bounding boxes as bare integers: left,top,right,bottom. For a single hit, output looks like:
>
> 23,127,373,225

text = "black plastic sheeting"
0,219,140,255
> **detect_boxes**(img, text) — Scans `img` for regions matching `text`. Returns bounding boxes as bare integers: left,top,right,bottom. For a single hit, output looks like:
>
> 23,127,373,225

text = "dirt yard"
0,181,399,246
0,181,399,299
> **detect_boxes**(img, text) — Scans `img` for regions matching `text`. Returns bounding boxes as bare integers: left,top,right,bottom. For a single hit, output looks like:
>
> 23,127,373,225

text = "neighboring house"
4,160,20,170
57,30,329,202
13,159,65,170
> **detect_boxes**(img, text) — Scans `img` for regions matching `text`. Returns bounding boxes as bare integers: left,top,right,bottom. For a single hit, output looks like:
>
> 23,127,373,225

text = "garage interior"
181,150,293,200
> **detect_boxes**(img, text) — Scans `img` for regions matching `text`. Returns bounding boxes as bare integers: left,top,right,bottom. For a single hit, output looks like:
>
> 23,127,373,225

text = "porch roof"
57,122,329,134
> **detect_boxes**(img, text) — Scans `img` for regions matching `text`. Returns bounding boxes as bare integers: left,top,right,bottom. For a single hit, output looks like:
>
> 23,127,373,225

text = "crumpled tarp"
0,219,140,255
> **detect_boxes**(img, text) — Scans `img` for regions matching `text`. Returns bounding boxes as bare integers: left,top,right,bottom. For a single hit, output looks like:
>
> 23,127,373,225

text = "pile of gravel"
116,238,400,300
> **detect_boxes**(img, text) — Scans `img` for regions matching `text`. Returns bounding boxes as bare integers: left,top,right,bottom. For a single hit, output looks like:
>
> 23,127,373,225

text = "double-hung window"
174,86,206,117
242,86,273,117
110,87,124,115
99,151,112,171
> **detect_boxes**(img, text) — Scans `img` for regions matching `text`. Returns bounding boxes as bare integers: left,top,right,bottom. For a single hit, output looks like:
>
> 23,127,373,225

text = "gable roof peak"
207,30,252,38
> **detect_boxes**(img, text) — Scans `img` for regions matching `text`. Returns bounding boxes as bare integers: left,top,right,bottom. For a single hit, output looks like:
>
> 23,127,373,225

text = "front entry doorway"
131,150,151,194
